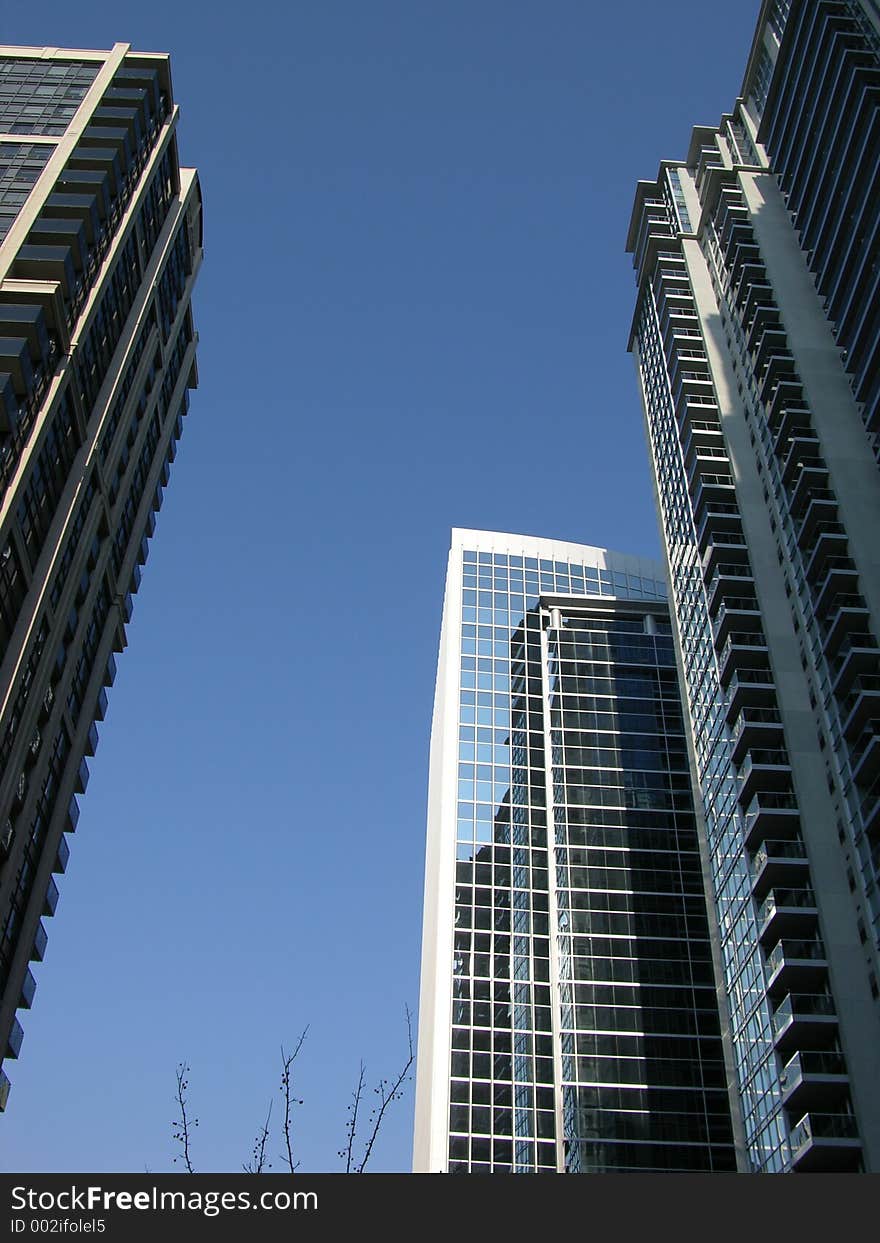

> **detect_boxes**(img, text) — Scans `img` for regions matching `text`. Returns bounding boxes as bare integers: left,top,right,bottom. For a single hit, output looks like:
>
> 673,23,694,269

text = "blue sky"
3,1,760,1173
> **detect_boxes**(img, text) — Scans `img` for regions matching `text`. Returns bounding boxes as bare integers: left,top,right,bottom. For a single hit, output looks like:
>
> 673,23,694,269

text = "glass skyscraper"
414,529,737,1173
0,43,201,1109
626,0,880,1172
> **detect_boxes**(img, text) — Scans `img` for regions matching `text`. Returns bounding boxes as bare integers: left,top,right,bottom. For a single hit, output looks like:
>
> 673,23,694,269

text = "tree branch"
355,1004,414,1174
243,1099,273,1174
171,1063,198,1174
280,1026,309,1173
340,1061,366,1174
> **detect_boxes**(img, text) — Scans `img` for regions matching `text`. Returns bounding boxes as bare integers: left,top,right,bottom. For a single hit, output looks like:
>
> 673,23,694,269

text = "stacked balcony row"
706,172,863,1170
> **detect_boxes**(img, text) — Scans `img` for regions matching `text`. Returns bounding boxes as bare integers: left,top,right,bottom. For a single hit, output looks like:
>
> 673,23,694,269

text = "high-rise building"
626,0,880,1172
414,529,737,1173
0,43,202,1108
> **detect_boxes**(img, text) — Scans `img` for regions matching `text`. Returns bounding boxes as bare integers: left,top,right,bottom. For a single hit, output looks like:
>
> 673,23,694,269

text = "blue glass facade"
416,531,736,1173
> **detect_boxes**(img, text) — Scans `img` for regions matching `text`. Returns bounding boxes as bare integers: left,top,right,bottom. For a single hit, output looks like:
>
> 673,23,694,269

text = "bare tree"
339,1061,366,1174
171,1062,198,1174
279,1026,309,1173
243,1100,273,1173
338,1005,414,1174
171,1011,411,1173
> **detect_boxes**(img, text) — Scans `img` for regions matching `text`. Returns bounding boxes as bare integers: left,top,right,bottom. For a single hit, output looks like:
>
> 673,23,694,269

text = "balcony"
44,189,103,245
712,597,763,647
681,416,723,448
789,1112,861,1171
54,834,70,874
772,993,837,1053
718,632,770,687
745,301,781,355
803,525,849,577
740,790,795,850
701,533,749,576
695,501,740,546
75,757,89,794
0,336,35,396
0,303,52,374
773,414,814,458
758,886,818,945
753,326,790,379
732,706,784,763
725,668,777,723
797,495,839,545
30,920,48,962
20,967,36,1010
729,236,761,285
860,793,880,841
43,876,60,917
67,142,123,199
733,263,768,314
741,281,774,327
842,677,880,740
673,373,716,420
632,207,675,274
759,355,798,408
812,559,859,617
690,472,736,514
830,635,879,696
6,1017,23,1060
780,435,822,485
0,373,19,433
28,216,89,274
766,939,828,997
779,1051,849,1114
751,838,808,899
670,349,711,394
706,565,755,611
737,747,791,805
765,379,806,434
789,473,832,522
821,596,871,657
851,724,880,786
685,443,728,488
13,237,82,306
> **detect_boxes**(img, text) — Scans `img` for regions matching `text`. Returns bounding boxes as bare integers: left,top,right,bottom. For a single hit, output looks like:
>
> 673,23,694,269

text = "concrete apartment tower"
0,43,202,1108
414,529,737,1172
626,0,880,1171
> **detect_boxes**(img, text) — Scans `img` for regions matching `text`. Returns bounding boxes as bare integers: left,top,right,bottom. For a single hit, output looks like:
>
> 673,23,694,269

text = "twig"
243,1100,273,1174
171,1063,198,1174
341,1061,366,1174
280,1026,309,1173
355,1005,414,1174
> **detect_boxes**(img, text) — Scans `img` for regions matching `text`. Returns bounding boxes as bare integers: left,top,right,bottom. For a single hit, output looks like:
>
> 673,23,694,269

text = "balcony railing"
789,1112,861,1170
767,939,826,977
780,1050,847,1091
842,677,880,739
752,838,806,872
791,1112,858,1145
851,724,880,786
720,636,765,686
740,790,795,850
739,747,790,779
726,668,777,724
759,885,815,911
